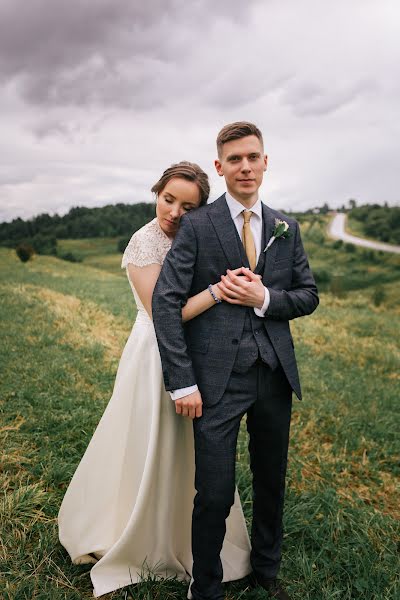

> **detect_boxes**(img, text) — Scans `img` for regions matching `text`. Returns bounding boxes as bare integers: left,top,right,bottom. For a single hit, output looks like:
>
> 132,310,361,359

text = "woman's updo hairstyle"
151,161,210,206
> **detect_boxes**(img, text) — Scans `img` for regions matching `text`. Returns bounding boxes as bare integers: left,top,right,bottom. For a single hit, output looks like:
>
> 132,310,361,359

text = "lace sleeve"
121,220,170,268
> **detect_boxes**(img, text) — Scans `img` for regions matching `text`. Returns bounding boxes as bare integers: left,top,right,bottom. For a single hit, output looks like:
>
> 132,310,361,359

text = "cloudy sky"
0,0,399,222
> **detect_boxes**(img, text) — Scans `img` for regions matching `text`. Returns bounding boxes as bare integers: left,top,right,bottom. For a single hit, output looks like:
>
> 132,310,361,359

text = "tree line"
1,201,398,258
0,202,155,255
349,204,400,245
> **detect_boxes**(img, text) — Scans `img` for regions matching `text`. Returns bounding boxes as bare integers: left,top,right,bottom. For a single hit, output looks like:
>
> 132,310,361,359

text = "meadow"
1,216,399,599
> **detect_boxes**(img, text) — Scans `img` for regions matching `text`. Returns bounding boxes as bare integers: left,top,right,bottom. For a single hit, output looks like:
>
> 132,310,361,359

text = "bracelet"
208,284,222,304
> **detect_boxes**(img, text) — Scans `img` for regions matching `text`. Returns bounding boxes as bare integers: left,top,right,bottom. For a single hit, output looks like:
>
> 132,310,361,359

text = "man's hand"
175,389,203,419
217,267,265,308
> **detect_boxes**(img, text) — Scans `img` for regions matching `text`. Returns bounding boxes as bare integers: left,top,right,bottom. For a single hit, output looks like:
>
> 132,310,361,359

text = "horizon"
2,196,397,227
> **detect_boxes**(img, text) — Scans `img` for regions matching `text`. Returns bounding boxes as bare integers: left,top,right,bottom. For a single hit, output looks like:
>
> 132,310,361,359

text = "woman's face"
156,177,201,238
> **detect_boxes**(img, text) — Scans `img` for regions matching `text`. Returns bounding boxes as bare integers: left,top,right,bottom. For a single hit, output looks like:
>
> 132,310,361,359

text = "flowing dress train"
58,218,251,597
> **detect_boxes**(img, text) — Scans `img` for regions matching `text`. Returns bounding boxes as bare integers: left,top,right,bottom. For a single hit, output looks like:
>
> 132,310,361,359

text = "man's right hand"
175,390,203,419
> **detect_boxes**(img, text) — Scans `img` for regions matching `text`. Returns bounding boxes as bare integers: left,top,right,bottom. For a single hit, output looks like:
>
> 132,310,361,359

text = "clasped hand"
217,267,265,308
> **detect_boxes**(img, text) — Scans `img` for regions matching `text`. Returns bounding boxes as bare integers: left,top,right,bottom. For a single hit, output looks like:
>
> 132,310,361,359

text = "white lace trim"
121,218,172,268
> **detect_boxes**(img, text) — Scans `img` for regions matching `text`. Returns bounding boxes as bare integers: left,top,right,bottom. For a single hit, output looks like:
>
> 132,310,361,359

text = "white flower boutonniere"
264,219,291,252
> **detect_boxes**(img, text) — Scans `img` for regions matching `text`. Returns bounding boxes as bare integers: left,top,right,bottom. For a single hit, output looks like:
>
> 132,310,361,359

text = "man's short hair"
216,121,264,157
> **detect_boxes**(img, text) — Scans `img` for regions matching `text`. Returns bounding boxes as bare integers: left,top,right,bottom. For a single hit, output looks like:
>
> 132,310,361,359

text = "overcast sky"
0,0,399,223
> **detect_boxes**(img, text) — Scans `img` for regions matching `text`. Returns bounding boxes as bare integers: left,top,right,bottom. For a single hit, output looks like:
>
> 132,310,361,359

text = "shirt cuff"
170,385,199,401
254,286,270,317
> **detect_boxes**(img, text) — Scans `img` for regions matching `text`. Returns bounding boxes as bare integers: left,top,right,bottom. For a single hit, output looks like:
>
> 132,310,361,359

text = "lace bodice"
121,218,172,317
122,218,172,269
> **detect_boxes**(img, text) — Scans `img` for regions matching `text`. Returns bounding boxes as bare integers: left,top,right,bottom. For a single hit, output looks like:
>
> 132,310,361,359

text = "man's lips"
237,178,255,183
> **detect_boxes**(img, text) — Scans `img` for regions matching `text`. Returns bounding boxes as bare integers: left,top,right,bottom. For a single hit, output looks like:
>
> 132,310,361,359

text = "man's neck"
226,189,259,210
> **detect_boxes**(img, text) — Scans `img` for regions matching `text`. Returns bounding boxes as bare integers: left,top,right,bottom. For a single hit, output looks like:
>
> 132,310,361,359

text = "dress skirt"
58,311,251,597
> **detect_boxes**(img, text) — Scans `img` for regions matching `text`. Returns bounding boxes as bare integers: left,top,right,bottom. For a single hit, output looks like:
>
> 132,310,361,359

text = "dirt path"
328,213,400,254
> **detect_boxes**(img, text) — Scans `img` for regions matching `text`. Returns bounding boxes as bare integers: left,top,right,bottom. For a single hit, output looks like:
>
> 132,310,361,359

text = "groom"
152,122,319,600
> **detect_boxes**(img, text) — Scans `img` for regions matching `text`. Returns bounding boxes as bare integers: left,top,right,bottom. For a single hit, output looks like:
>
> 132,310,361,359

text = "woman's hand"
217,267,265,308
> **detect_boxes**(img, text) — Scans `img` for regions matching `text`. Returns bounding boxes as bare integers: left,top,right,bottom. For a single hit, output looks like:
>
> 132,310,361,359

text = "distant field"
57,237,124,276
1,218,399,600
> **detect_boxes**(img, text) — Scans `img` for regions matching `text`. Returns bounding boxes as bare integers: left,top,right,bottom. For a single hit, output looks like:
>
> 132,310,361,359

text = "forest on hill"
0,201,398,258
0,203,155,256
348,204,400,244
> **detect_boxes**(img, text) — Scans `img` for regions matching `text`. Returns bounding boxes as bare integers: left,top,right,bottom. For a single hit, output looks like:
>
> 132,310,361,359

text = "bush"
31,234,57,255
313,269,331,285
117,237,130,253
16,244,34,262
330,274,346,298
361,249,377,262
332,240,343,249
59,252,82,263
372,286,386,307
344,243,356,253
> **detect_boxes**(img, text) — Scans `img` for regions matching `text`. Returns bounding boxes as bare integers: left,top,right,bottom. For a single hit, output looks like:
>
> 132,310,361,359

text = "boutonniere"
264,219,291,252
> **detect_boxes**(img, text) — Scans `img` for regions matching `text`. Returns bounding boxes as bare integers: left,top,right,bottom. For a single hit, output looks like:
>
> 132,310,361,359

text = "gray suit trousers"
191,361,293,600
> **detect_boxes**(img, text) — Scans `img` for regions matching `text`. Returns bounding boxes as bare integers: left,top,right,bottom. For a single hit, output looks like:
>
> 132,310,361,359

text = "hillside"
1,218,399,600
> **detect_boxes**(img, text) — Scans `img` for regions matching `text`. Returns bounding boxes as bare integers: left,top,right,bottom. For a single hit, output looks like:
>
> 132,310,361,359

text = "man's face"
215,135,267,202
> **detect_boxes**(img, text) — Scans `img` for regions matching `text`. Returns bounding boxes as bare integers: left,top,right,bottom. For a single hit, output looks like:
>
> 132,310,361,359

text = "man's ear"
214,159,224,176
264,155,268,171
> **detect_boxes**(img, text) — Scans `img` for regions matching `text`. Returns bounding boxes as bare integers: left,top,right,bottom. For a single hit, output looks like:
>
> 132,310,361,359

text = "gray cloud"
0,0,399,222
0,0,262,110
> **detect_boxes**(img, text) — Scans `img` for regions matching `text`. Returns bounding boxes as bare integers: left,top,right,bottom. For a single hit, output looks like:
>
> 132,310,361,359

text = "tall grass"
1,221,399,599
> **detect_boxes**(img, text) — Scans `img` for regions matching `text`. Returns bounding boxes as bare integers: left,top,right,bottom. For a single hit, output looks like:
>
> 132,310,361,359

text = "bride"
58,161,251,598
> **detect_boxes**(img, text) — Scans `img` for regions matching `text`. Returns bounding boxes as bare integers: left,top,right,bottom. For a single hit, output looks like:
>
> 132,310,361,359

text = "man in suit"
152,122,319,600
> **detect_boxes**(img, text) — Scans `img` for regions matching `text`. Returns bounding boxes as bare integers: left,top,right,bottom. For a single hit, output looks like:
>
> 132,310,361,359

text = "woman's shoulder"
121,218,171,269
131,217,162,239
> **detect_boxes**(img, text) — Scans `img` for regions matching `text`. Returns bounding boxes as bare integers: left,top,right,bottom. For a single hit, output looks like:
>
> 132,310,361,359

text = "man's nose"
241,159,251,172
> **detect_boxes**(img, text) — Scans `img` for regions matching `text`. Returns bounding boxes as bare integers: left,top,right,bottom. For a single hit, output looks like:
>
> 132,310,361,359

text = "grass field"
1,218,399,599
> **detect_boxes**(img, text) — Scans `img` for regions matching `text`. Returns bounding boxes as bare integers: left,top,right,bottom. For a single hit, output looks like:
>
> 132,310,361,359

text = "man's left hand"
217,267,265,308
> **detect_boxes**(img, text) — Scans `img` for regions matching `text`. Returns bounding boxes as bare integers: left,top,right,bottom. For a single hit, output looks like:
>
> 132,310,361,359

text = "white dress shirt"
170,192,270,401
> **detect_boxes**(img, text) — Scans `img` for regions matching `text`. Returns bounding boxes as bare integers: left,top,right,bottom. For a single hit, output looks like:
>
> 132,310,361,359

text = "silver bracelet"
208,284,222,304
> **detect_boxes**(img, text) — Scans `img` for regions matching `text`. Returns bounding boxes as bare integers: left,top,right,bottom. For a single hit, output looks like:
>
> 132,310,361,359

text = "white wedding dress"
58,217,251,598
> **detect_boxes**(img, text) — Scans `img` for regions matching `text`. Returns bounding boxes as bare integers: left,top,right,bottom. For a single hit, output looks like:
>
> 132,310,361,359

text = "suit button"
255,329,261,335
275,337,280,342
232,339,239,345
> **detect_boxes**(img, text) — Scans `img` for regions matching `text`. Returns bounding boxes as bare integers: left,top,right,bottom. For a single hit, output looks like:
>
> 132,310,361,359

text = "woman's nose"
170,206,180,219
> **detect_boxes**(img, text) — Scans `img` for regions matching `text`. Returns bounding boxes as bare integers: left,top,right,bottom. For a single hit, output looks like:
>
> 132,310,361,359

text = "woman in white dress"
58,162,251,598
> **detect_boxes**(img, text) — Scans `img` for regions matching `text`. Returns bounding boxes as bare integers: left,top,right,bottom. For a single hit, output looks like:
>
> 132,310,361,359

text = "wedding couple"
58,122,319,600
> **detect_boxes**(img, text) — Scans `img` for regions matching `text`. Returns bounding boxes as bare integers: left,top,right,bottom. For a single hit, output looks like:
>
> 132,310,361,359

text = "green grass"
1,220,400,600
57,237,125,276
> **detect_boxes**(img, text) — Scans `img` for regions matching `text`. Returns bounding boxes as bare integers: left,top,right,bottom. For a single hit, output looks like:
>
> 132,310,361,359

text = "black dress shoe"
248,573,291,599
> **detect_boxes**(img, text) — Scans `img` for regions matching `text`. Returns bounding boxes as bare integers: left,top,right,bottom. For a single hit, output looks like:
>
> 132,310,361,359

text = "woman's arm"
127,263,220,322
128,264,161,319
181,284,220,322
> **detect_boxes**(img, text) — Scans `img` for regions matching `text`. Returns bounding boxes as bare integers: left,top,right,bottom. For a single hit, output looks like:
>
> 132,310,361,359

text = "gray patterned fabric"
152,194,319,405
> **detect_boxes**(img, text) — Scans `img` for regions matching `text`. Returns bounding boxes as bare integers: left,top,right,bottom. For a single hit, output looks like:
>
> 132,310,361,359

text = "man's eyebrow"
226,154,241,161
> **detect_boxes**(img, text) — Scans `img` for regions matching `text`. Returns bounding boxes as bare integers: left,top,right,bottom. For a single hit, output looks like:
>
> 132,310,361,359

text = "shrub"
313,269,331,285
372,286,386,307
330,274,346,298
31,234,57,255
332,240,343,249
117,237,130,253
59,252,82,263
16,244,34,262
344,243,356,253
361,249,377,262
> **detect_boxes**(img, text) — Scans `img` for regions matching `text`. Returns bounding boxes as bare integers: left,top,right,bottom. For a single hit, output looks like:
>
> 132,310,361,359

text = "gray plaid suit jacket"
152,194,319,406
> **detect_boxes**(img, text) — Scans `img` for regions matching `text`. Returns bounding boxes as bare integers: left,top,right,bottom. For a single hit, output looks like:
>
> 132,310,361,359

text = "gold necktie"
241,210,257,271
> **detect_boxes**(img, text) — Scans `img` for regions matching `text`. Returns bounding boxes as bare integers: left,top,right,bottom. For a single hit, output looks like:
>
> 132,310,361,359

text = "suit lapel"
208,195,245,269
261,203,278,278
254,213,266,274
